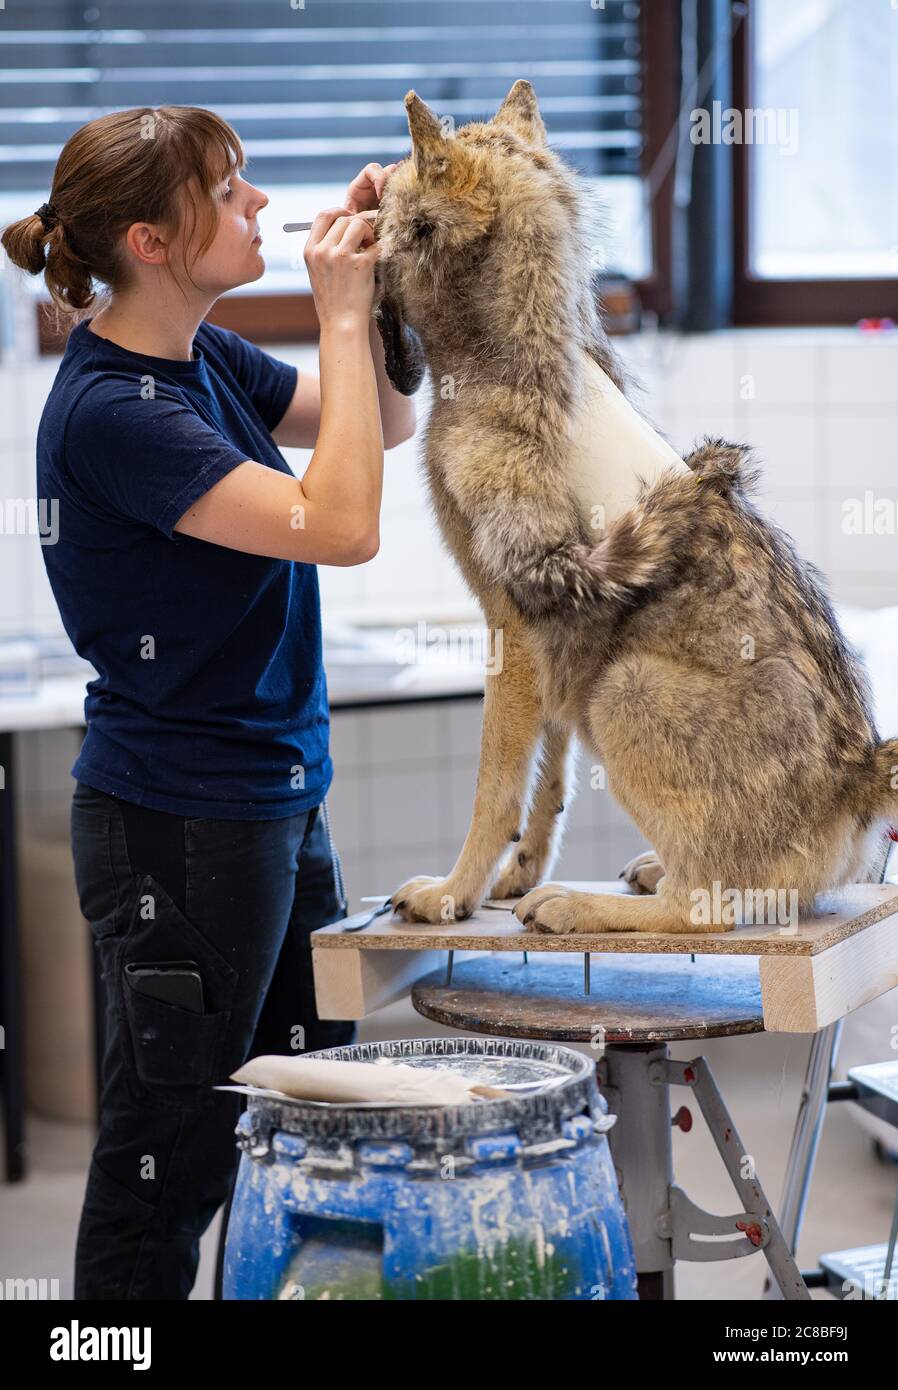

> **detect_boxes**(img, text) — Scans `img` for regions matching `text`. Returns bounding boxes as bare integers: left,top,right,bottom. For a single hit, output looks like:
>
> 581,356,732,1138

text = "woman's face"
176,165,269,295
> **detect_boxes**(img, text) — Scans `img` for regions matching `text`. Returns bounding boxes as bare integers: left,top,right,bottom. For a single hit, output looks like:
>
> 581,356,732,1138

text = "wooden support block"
760,906,898,1032
313,944,444,1020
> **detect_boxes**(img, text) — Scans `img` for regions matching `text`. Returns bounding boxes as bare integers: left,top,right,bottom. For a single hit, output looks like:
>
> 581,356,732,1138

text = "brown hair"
1,106,244,318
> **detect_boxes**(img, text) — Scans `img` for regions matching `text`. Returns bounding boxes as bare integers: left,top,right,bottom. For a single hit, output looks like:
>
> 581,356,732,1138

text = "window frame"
732,0,898,327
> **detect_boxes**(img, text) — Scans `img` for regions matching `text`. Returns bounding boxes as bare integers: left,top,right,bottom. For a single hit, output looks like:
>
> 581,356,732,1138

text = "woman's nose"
252,186,269,214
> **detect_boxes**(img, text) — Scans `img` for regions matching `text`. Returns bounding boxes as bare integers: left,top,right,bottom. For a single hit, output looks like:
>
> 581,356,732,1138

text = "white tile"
327,709,365,771
0,441,29,496
822,413,898,492
431,554,476,613
0,367,28,445
334,851,365,914
740,341,819,408
380,437,427,516
22,362,59,434
445,761,478,842
359,507,441,607
560,779,593,836
831,575,898,609
364,703,442,769
552,829,601,880
27,557,64,633
753,486,828,572
318,562,363,610
736,412,822,489
822,342,898,406
824,488,898,578
662,408,739,458
369,846,451,897
0,528,26,632
446,699,483,766
659,334,741,409
366,767,443,852
591,785,640,836
554,827,649,881
321,766,365,856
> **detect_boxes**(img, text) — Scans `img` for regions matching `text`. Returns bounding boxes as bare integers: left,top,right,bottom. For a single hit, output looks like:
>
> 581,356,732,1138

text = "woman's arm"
174,209,385,565
174,316,381,566
272,315,416,451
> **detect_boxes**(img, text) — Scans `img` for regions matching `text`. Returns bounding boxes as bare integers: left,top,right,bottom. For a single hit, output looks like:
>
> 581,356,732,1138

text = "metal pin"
584,953,591,995
445,950,454,986
690,953,696,964
522,951,529,965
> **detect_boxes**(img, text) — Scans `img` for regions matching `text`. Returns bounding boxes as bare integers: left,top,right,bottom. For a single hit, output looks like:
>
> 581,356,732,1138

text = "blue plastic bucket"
222,1037,637,1301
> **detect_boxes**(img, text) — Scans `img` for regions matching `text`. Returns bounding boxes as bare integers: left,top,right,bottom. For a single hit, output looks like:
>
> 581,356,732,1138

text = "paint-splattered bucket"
222,1037,637,1301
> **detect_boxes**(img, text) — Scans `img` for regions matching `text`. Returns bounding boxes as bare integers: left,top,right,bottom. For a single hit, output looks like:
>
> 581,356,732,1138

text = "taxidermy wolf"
373,80,897,935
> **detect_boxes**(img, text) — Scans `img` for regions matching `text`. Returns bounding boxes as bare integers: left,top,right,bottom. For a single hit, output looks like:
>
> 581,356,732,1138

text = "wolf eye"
414,220,434,239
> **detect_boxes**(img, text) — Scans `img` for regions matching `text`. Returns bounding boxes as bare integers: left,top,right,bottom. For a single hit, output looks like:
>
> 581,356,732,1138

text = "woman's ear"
374,292,426,396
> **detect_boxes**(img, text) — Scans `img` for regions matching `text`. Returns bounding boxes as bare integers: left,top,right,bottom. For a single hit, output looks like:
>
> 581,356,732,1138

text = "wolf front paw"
512,882,578,934
390,875,478,925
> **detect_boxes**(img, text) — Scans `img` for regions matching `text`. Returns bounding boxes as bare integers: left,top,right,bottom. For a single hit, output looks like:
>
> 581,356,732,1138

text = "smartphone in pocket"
124,960,204,1013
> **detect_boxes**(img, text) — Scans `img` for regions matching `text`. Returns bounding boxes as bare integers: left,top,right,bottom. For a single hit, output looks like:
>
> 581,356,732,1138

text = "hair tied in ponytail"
35,203,59,233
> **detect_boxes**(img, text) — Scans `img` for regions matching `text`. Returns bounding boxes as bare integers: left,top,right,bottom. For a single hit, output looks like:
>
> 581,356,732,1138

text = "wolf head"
374,80,594,396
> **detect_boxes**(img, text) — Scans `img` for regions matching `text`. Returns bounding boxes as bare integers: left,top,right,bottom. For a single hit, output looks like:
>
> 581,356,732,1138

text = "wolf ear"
404,90,450,176
492,80,547,146
374,292,426,397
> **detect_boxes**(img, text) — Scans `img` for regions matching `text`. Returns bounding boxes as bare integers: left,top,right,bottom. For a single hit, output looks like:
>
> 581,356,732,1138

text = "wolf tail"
515,438,758,618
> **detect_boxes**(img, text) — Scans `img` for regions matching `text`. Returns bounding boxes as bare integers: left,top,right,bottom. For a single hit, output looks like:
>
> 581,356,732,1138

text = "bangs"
167,107,246,194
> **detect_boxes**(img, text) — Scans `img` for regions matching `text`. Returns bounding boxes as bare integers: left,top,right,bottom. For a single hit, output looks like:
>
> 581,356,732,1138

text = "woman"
1,105,416,1299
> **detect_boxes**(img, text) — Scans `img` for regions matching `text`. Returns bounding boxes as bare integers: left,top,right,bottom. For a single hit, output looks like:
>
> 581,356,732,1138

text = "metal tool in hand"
283,210,378,233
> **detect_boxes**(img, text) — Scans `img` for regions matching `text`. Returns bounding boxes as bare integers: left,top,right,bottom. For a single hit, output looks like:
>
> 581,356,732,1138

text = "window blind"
0,0,646,193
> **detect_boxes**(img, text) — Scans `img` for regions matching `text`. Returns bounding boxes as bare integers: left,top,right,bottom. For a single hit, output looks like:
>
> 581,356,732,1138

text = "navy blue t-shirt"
37,317,334,819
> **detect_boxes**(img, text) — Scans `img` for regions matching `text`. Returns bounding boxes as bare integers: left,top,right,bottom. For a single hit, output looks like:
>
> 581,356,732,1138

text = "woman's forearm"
298,316,384,559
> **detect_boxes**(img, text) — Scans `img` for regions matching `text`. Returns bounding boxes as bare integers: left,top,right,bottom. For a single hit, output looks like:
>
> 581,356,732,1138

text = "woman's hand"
303,207,380,333
343,161,399,214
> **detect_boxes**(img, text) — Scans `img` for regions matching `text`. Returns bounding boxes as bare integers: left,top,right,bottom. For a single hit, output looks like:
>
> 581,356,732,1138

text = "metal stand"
762,836,897,1296
599,1043,810,1301
762,1020,843,1298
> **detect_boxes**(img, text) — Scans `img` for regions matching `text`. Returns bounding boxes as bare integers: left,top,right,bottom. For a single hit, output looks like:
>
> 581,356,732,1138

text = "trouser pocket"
120,872,240,1107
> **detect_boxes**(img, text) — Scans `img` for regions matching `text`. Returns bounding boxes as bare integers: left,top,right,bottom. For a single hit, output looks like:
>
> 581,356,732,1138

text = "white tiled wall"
4,329,897,906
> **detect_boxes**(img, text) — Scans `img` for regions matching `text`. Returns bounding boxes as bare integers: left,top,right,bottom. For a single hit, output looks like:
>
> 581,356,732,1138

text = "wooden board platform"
312,880,898,1034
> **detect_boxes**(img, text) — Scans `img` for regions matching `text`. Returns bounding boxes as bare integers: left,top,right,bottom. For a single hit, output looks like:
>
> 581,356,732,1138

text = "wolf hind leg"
620,849,666,894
